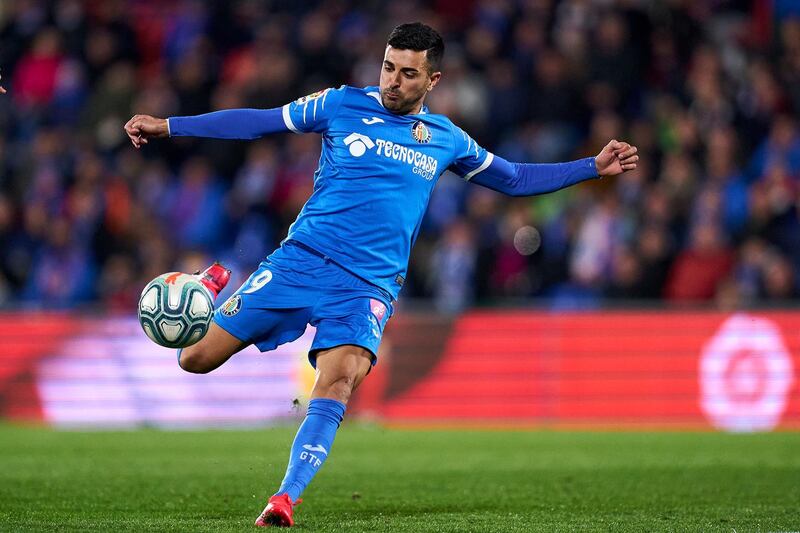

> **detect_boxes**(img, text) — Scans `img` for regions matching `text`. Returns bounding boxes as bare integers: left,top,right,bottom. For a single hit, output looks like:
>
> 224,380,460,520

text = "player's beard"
381,87,426,115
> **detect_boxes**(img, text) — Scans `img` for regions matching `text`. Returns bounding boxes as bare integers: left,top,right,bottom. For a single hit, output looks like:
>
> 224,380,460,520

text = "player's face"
380,46,441,115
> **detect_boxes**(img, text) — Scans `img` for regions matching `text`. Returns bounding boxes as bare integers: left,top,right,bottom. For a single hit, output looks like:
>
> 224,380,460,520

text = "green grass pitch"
1,424,798,532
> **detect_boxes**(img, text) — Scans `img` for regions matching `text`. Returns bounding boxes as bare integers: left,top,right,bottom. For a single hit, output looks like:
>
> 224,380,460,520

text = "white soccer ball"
137,272,214,348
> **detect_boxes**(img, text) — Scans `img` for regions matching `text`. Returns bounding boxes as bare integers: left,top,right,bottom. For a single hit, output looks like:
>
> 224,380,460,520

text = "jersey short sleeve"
281,86,347,134
448,124,495,181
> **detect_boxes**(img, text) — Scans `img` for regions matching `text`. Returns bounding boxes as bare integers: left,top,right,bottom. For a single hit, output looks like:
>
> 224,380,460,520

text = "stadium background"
0,0,799,433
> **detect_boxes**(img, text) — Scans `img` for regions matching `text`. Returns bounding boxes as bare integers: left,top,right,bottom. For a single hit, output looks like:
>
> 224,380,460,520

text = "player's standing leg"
255,345,373,527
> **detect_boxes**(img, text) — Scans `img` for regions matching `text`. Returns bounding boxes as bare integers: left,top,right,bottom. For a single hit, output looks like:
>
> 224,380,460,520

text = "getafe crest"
220,294,242,317
411,120,431,143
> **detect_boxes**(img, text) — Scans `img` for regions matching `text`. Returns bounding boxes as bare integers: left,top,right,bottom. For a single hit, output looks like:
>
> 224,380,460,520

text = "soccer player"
124,22,638,527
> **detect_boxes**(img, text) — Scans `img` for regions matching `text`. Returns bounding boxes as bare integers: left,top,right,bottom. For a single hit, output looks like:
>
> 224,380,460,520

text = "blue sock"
275,398,346,501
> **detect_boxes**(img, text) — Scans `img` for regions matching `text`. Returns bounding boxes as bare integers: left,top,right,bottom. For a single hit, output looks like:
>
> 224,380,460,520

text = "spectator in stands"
0,1,797,311
665,220,735,301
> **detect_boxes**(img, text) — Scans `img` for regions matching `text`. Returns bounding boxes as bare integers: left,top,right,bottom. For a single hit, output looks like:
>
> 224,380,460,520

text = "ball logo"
343,132,375,157
699,314,794,432
220,295,242,317
411,121,431,143
164,272,182,285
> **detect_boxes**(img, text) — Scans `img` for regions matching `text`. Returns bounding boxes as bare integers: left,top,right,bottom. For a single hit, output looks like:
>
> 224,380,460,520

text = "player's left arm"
450,122,638,195
470,140,638,196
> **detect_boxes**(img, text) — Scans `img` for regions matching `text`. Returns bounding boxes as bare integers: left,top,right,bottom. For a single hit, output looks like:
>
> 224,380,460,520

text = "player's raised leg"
255,345,372,527
178,262,249,373
178,322,249,373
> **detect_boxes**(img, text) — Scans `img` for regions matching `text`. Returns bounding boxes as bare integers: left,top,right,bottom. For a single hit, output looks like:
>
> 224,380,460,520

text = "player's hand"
0,73,6,94
124,114,169,149
594,139,638,177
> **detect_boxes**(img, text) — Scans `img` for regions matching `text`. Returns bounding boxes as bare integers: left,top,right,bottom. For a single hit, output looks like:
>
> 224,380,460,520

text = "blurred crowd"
1,0,800,312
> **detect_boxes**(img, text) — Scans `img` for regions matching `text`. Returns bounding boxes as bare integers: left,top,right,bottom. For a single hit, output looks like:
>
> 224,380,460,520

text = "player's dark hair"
387,22,444,73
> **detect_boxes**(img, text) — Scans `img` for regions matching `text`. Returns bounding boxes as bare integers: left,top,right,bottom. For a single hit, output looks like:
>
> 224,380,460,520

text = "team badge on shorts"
369,298,387,321
411,120,431,143
220,294,242,317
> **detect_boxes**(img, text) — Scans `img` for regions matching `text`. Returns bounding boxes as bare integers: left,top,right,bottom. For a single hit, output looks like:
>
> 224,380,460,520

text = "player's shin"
275,398,346,501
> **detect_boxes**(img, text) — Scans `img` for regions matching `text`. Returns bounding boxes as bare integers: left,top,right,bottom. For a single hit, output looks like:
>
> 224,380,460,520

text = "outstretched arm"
470,140,639,196
123,107,288,149
124,87,347,149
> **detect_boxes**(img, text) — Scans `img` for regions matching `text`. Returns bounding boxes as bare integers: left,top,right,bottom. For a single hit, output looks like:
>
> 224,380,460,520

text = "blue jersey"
169,85,598,301
280,85,492,300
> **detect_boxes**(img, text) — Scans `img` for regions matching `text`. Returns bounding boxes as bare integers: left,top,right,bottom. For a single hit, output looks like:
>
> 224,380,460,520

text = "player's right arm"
124,87,346,149
448,124,638,195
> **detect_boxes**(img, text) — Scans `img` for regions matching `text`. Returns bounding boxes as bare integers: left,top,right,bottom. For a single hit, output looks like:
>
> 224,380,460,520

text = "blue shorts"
213,240,393,367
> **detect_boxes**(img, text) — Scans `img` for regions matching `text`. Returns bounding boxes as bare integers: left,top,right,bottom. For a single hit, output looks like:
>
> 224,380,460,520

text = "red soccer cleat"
195,262,231,299
254,494,302,528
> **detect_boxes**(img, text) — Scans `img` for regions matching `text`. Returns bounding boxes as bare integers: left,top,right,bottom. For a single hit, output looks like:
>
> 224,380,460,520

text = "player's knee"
318,373,359,404
312,347,373,403
178,346,213,374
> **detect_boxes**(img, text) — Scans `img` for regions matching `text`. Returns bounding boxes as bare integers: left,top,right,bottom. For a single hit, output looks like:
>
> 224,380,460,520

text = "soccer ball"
137,272,214,348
